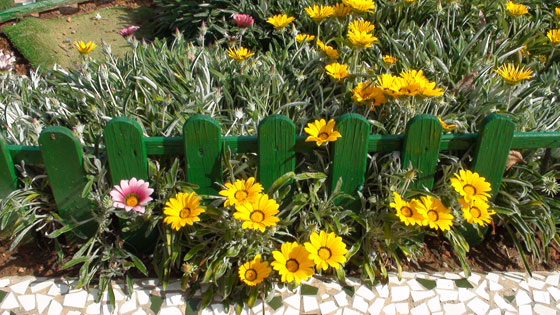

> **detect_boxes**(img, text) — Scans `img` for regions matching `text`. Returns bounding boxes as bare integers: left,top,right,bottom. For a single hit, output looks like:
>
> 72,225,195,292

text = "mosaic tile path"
0,271,559,314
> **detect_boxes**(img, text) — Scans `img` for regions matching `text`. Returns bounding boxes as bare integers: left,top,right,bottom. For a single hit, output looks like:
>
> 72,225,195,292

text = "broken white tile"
47,300,63,315
408,280,425,291
436,279,454,290
458,288,476,302
47,282,68,296
284,293,301,310
10,279,31,295
467,273,482,285
411,290,435,302
443,302,466,314
273,306,285,315
136,290,150,305
159,307,182,315
534,304,557,315
352,295,368,313
467,297,490,315
36,294,53,314
494,294,516,312
503,273,524,283
388,275,406,285
164,281,182,291
17,294,35,311
356,285,375,301
432,313,443,315
303,296,319,313
427,296,441,312
211,303,227,315
486,273,501,283
119,294,138,314
284,307,299,315
68,311,82,315
409,302,429,315
342,308,360,315
534,290,551,305
321,293,330,300
506,312,517,315
0,279,9,288
529,278,547,290
391,286,410,302
489,280,503,291
63,289,88,308
519,304,533,315
382,303,396,315
101,302,118,315
516,290,533,306
30,279,54,293
334,291,349,307
533,274,546,280
395,302,408,314
401,271,416,279
85,302,101,314
444,272,462,280
324,282,343,291
319,300,338,314
546,274,560,287
475,280,489,301
368,298,385,315
250,301,263,314
520,280,531,291
0,293,19,309
488,308,501,315
548,287,560,301
165,292,184,306
376,284,389,298
112,289,125,302
436,289,458,302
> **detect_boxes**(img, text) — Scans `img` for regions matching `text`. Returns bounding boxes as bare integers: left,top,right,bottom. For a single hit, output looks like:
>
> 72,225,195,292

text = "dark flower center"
318,247,332,260
250,210,265,223
286,259,299,272
245,269,257,281
125,193,139,207
401,206,413,217
470,207,481,218
180,207,191,219
427,210,439,221
463,184,477,195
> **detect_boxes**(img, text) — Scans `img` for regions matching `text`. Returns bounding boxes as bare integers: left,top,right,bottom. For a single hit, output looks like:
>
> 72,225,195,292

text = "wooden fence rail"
1,113,559,249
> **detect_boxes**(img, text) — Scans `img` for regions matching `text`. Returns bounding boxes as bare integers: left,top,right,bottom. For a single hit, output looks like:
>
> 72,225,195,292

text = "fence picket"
328,114,369,207
401,115,443,190
258,115,296,190
183,115,222,195
39,127,96,238
0,132,17,199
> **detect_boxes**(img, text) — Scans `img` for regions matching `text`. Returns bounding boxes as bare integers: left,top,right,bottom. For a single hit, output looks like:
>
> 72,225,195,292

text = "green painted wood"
328,114,369,207
472,114,516,198
183,115,222,195
258,115,296,190
0,0,88,22
38,127,96,239
0,132,17,199
401,115,443,190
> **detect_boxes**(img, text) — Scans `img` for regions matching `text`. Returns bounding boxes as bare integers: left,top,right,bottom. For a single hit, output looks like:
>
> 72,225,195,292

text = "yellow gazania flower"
505,1,528,17
304,230,348,271
404,0,416,3
398,70,443,97
352,81,386,107
74,41,96,55
317,39,340,59
233,194,280,232
539,55,547,63
348,30,378,48
219,177,263,207
376,73,403,97
163,192,205,230
417,196,454,231
556,7,560,18
458,198,496,226
325,63,349,80
227,47,255,61
271,242,315,284
305,5,334,22
304,119,342,146
450,169,492,203
296,33,315,43
267,14,295,30
438,117,456,130
520,44,530,56
494,63,533,84
547,29,560,45
348,19,375,33
342,0,376,13
382,55,397,65
333,3,352,17
389,192,424,226
238,254,272,286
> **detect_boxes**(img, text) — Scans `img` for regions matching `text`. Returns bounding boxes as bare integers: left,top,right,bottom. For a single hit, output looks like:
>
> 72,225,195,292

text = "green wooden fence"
0,113,559,249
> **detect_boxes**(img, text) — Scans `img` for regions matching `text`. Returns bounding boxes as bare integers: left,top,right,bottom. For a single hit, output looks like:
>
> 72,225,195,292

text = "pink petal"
113,202,125,209
132,206,145,214
120,179,129,189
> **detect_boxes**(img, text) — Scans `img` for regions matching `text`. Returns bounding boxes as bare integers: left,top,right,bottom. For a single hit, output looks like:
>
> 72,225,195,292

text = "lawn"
3,6,153,68
0,0,16,11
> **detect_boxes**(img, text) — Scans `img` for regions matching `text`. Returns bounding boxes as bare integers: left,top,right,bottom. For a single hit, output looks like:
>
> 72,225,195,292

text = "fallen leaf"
506,150,524,170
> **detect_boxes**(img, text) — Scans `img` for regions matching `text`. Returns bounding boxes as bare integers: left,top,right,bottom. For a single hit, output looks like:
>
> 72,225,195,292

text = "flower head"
110,178,153,213
233,194,280,232
74,41,96,55
305,5,334,22
325,63,349,80
450,169,492,202
304,231,348,270
219,177,263,207
118,25,140,37
352,81,386,107
342,0,376,13
376,73,403,97
304,119,342,146
317,39,339,59
228,47,255,61
494,63,533,84
556,7,560,18
0,50,16,72
348,30,378,48
333,3,352,17
547,29,560,45
271,242,315,283
163,192,205,230
238,254,271,286
296,33,315,43
417,196,454,231
389,192,424,226
458,198,496,226
348,19,375,33
267,14,295,30
382,54,397,65
505,1,528,17
438,117,456,130
233,13,254,28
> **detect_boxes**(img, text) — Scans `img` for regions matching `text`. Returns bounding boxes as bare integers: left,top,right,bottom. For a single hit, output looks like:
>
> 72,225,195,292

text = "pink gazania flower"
233,13,254,28
110,178,154,213
118,25,140,37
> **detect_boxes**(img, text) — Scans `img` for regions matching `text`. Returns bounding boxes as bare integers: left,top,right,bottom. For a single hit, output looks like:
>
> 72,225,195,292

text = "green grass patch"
3,6,153,68
0,0,16,11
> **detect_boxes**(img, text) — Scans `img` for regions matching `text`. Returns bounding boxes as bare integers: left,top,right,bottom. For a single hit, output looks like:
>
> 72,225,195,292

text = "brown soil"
0,241,78,277
0,33,29,75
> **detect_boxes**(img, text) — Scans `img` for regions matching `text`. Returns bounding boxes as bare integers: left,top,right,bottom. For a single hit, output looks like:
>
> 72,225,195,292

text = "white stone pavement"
0,271,559,314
